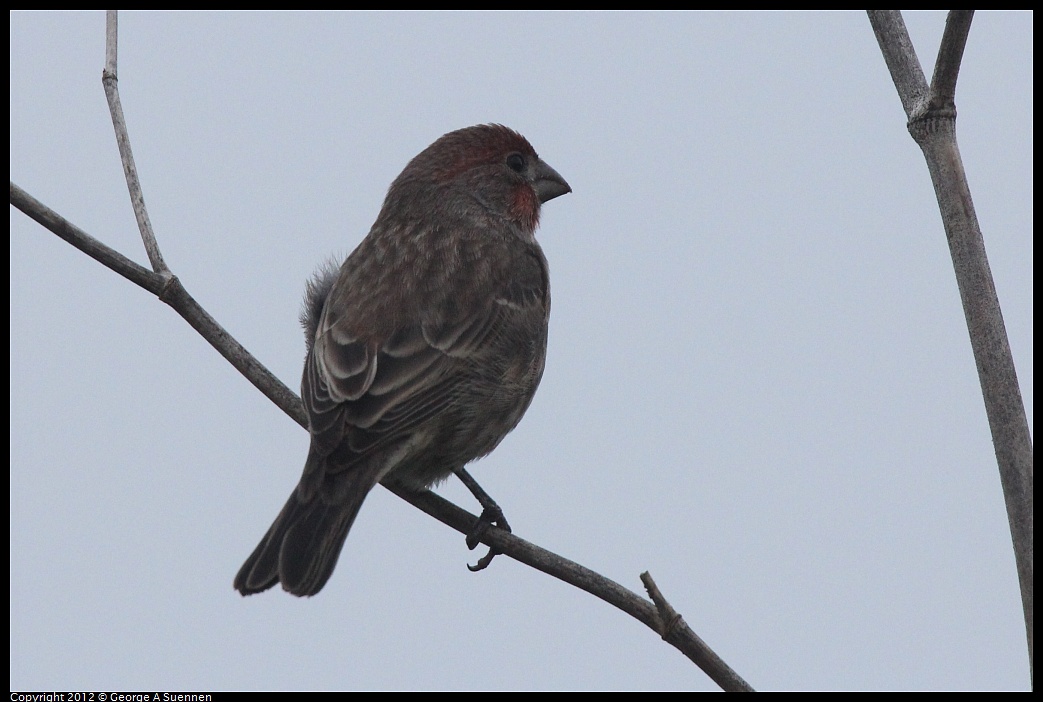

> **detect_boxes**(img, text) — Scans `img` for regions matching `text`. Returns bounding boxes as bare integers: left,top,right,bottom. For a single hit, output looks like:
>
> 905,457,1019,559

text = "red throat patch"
509,184,540,232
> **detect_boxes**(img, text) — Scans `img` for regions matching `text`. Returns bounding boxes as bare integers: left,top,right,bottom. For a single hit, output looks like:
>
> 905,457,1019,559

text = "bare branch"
12,175,755,690
930,11,974,111
10,12,757,693
9,182,306,427
868,10,1033,681
11,177,755,691
388,484,755,692
866,11,928,118
640,571,752,691
104,9,117,78
102,9,168,274
10,180,159,293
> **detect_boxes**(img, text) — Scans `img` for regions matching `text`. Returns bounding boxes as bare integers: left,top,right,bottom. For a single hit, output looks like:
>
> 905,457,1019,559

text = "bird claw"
466,506,511,572
467,550,498,572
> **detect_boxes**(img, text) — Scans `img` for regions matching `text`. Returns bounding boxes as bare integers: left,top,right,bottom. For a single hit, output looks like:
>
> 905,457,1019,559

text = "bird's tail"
234,456,381,597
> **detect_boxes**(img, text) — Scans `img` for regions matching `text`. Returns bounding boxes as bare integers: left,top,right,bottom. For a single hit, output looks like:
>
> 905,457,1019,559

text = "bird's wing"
301,244,548,469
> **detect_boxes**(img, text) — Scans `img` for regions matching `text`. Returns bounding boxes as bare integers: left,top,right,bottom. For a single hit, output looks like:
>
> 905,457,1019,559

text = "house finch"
234,124,570,597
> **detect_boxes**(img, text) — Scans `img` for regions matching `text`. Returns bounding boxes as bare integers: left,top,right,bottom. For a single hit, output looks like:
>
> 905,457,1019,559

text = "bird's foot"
466,505,512,572
455,468,512,571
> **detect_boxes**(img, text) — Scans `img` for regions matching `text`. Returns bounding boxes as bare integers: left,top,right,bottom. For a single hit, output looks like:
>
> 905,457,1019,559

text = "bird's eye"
506,153,525,173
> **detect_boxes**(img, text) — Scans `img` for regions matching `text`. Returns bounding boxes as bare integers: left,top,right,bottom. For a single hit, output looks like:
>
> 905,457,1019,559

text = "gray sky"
10,11,1032,691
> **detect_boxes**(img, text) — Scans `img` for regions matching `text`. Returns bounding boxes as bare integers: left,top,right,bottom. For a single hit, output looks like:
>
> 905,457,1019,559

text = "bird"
234,124,571,597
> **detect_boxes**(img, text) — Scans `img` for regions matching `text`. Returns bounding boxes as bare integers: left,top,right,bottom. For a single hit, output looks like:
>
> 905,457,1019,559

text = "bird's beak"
532,159,572,203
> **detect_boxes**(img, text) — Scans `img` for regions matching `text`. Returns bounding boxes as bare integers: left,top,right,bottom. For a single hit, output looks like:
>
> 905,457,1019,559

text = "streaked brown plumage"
235,124,570,596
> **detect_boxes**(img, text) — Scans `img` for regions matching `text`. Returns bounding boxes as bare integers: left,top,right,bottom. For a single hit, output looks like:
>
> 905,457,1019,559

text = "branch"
868,10,1033,682
866,10,928,117
102,10,168,275
9,181,306,428
10,179,753,692
387,484,755,691
929,10,973,111
9,11,755,692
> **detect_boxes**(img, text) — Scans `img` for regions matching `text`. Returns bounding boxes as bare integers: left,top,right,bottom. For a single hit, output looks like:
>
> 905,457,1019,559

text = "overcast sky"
10,11,1032,691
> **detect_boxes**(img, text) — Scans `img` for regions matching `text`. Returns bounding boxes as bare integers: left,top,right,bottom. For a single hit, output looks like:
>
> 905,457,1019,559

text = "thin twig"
866,11,928,118
102,9,168,274
929,11,973,112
